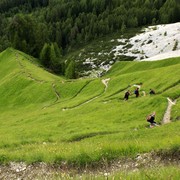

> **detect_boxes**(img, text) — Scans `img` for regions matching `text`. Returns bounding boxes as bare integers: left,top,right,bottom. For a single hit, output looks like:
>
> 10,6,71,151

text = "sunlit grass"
0,48,179,168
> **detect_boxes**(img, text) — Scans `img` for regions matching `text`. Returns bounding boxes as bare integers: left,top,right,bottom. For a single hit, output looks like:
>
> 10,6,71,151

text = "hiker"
134,88,139,97
149,89,155,95
146,112,158,127
124,90,131,101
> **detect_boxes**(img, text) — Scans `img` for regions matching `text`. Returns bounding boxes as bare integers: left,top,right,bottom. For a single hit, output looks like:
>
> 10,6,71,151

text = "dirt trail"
42,81,93,109
14,51,62,105
15,52,45,84
62,78,110,111
52,83,60,102
162,97,177,124
102,78,110,91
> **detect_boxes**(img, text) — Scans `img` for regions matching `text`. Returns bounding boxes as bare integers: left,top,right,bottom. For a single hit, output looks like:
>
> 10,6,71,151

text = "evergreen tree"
50,43,57,69
34,23,49,58
54,42,62,58
65,60,76,79
13,32,21,50
8,14,36,54
121,21,126,34
159,0,180,23
39,43,51,68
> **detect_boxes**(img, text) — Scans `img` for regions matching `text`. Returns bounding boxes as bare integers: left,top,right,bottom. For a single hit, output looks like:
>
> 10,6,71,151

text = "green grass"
94,166,180,180
0,48,179,171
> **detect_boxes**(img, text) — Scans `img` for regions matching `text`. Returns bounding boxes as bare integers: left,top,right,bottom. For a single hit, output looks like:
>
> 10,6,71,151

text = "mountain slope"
0,48,98,108
63,22,180,78
0,48,179,168
0,48,61,108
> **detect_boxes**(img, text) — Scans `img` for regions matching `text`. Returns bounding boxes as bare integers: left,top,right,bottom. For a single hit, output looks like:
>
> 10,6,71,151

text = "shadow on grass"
65,131,120,142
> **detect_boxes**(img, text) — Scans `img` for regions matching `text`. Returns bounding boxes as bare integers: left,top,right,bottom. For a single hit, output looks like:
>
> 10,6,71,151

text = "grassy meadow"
0,47,179,172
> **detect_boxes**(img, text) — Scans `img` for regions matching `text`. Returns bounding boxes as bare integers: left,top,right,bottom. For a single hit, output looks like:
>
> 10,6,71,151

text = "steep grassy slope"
0,48,179,167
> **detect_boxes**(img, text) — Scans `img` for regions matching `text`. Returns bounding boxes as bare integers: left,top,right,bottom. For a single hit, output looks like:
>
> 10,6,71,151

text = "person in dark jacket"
134,88,139,97
124,90,131,101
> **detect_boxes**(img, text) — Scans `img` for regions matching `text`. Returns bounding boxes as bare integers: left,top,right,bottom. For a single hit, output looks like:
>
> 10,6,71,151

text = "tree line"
0,0,180,78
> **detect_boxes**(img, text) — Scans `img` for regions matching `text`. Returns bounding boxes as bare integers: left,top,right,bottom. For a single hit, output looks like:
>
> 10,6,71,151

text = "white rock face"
142,49,180,61
113,22,180,61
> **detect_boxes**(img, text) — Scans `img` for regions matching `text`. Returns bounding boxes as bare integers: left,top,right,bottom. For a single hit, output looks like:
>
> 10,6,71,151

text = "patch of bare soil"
0,152,179,179
162,98,177,124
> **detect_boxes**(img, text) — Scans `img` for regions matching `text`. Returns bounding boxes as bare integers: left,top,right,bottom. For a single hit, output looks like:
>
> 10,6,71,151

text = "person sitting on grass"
149,89,155,95
146,112,158,128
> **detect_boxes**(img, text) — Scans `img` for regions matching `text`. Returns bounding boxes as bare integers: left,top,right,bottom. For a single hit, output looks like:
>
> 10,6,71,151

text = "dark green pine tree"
13,32,21,50
159,0,180,23
50,43,57,70
65,60,76,79
121,21,126,34
39,43,51,68
53,42,64,74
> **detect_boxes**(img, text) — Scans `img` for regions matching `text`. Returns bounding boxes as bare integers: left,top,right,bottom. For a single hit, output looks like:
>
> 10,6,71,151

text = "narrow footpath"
62,78,110,111
162,97,177,124
14,50,60,105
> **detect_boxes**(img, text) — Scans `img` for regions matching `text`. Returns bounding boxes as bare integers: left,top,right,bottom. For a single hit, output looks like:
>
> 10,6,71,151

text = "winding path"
14,51,61,105
52,83,60,102
62,78,110,111
162,97,177,124
42,81,92,109
15,52,45,83
102,78,110,91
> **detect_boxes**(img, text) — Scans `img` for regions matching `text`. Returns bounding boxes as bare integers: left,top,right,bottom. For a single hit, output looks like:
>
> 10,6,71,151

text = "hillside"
0,48,180,178
0,0,180,78
65,22,180,77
